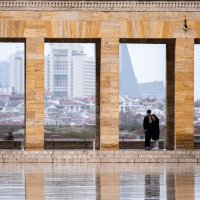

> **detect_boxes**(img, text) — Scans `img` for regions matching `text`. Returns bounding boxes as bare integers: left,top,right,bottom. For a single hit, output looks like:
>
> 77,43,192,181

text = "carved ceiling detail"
0,1,200,12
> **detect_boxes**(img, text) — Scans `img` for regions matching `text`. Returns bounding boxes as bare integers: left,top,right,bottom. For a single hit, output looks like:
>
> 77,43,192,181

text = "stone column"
175,39,194,149
26,38,44,150
95,41,101,149
100,38,119,150
166,40,175,150
25,173,45,200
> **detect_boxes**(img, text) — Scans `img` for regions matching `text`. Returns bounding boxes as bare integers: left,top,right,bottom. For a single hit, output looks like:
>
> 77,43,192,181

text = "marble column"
175,39,194,149
26,37,44,150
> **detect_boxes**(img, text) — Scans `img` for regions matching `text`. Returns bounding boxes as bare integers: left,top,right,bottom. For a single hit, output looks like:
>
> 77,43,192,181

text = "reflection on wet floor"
0,163,199,200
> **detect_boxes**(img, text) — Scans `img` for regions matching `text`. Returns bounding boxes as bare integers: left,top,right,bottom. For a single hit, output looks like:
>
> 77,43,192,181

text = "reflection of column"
175,173,194,200
100,38,119,150
175,39,194,149
166,172,176,200
98,170,120,200
26,38,44,150
96,171,101,200
25,173,45,200
145,174,160,200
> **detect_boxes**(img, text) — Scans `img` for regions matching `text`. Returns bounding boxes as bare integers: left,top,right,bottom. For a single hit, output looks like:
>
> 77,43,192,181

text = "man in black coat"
143,110,152,150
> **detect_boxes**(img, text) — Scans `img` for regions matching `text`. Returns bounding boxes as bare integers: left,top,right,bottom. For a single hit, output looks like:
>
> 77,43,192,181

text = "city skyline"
0,43,199,100
0,43,24,95
0,43,25,130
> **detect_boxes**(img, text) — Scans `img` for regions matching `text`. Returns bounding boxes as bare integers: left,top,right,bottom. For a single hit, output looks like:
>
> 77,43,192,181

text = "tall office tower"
45,43,95,98
9,50,24,95
72,55,95,98
45,55,54,94
119,44,141,97
0,61,9,88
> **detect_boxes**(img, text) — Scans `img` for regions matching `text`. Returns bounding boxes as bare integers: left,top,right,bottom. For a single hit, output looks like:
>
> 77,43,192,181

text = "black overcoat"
151,119,160,140
143,116,151,132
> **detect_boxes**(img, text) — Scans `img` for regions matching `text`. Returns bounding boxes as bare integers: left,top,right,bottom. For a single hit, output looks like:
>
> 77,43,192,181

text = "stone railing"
0,1,200,12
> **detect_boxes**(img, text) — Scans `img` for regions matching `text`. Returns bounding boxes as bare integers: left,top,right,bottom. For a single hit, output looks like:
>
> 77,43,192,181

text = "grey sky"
126,44,166,85
0,43,24,61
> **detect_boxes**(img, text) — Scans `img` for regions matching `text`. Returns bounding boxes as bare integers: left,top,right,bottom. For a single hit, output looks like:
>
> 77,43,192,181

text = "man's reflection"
96,171,101,200
145,174,160,200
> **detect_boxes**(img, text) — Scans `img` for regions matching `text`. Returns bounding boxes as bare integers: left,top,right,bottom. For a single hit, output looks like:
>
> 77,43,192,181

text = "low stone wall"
44,141,93,149
0,141,199,150
0,150,200,163
0,141,22,149
119,141,165,149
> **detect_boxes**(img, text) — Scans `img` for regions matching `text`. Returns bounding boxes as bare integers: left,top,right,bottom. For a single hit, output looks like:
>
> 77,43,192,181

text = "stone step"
0,150,200,163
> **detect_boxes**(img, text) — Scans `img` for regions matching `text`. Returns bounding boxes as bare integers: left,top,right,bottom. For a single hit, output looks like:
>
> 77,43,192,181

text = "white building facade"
9,50,24,95
45,43,95,99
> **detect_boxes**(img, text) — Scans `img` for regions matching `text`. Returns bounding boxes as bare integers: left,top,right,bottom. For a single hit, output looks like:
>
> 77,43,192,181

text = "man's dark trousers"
145,131,151,148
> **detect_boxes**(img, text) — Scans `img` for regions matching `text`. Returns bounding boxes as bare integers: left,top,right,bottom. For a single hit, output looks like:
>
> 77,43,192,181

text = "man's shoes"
152,147,159,150
145,147,151,151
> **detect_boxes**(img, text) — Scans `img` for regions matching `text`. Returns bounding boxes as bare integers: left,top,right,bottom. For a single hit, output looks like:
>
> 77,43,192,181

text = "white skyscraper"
9,50,24,95
0,61,9,88
72,55,95,98
45,43,95,98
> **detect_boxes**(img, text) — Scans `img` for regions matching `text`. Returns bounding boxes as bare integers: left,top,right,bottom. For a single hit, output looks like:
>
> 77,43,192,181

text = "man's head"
147,110,151,116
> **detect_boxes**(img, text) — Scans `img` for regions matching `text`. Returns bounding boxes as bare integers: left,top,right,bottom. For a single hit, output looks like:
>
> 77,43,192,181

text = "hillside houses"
194,105,200,126
119,95,165,118
0,95,24,125
44,97,95,126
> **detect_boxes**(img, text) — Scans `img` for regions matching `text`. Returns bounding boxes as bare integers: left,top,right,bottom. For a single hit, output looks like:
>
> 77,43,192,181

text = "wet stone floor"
0,163,199,200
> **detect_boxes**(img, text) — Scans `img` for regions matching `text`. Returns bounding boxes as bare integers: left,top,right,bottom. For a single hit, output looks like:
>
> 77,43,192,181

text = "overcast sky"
0,43,24,60
126,44,166,85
